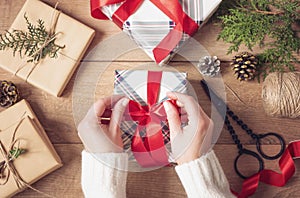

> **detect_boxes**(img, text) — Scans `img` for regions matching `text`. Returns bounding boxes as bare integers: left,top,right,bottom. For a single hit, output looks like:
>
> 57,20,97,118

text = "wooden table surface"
1,1,300,197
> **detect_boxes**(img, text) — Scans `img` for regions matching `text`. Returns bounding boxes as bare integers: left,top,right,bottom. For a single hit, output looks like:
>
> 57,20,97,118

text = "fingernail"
163,101,171,112
122,98,129,107
167,92,177,99
176,100,184,107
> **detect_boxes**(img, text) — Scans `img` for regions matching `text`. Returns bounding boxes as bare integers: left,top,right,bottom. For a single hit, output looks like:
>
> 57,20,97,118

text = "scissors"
200,80,286,179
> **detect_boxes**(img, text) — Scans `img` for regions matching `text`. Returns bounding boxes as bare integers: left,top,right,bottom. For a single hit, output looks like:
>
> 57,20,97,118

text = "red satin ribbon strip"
147,71,162,106
127,71,169,167
90,0,199,63
150,0,199,63
233,141,300,198
112,0,143,28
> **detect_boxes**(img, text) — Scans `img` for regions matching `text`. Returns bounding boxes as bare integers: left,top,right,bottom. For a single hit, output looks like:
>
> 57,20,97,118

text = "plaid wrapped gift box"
91,0,222,64
114,70,187,163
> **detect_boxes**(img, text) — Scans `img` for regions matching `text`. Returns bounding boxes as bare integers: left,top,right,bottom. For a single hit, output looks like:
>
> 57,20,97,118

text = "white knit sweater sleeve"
81,150,128,198
175,150,235,198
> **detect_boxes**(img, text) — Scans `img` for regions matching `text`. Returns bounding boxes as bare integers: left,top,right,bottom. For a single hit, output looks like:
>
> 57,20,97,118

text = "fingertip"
90,99,106,118
163,100,172,112
111,94,126,100
112,98,129,115
176,100,184,108
167,92,184,107
166,92,178,100
109,97,129,131
164,103,182,143
163,100,178,115
121,97,130,107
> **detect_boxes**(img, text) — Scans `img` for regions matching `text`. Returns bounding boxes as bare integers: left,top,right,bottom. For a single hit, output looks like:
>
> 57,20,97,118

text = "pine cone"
197,56,221,77
231,52,257,81
0,81,19,108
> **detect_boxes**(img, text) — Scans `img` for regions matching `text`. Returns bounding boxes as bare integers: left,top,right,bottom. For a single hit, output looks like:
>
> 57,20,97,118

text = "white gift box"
98,0,222,64
114,70,187,161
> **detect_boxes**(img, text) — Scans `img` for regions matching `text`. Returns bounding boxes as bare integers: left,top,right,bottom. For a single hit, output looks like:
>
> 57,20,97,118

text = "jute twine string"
262,72,300,118
0,113,55,197
14,2,62,82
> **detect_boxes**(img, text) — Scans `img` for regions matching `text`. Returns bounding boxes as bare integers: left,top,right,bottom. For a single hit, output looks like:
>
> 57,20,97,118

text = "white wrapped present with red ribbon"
91,0,222,64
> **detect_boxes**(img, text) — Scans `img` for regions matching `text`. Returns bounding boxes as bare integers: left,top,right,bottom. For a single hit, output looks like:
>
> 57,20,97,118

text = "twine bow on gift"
124,71,179,167
0,114,55,198
14,2,64,82
91,0,199,64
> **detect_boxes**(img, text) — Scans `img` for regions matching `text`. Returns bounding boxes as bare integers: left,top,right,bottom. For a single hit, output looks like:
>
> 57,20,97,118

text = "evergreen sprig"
9,147,26,159
218,0,300,79
0,147,26,175
0,14,64,63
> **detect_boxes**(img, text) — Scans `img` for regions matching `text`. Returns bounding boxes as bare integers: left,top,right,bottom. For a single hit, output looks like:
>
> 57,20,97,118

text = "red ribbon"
233,140,300,198
124,71,176,167
90,0,199,63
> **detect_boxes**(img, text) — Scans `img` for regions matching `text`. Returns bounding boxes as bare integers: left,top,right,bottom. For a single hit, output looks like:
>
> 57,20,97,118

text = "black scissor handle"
256,132,286,160
234,149,264,179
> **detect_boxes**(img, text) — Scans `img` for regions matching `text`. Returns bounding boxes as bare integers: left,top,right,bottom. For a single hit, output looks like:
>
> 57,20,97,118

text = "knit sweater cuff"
81,150,128,198
175,150,234,198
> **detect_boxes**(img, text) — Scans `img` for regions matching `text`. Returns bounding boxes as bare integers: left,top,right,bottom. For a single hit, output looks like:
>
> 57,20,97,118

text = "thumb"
163,101,182,141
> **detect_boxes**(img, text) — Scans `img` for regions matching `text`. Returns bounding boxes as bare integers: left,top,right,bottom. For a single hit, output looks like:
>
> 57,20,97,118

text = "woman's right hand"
78,95,129,153
163,92,214,165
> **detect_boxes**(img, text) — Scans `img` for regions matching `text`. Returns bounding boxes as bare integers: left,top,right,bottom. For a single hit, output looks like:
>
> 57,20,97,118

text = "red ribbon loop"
112,0,143,28
124,71,170,167
234,141,300,198
127,100,167,126
90,0,199,63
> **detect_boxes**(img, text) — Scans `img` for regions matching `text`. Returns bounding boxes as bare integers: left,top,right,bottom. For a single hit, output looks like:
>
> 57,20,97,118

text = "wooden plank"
1,1,299,197
14,144,85,197
13,144,300,198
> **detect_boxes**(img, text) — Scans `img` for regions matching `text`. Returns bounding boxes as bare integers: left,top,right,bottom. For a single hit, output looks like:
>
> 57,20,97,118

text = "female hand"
78,95,129,153
163,92,214,165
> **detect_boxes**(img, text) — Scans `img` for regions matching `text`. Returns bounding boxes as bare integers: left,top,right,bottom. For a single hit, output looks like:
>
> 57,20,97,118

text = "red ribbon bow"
90,0,199,63
124,71,176,167
233,140,300,198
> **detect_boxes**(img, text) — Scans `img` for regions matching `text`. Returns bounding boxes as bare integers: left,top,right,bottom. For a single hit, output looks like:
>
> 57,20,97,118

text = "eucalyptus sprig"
218,0,300,79
0,14,64,63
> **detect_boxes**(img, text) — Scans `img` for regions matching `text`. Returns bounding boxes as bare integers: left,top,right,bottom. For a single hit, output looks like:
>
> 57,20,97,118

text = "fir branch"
218,0,300,78
0,14,64,63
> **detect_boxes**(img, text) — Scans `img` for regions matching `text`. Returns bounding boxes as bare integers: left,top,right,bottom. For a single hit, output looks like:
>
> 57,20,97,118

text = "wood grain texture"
0,0,299,197
12,144,300,198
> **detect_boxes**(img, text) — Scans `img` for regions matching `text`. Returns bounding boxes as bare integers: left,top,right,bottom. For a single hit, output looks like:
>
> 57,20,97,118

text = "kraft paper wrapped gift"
0,100,62,197
0,0,95,97
114,70,187,160
91,0,222,64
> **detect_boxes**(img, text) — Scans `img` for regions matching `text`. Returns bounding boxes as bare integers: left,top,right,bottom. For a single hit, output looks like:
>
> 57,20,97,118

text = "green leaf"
9,147,26,159
0,14,64,62
217,0,300,79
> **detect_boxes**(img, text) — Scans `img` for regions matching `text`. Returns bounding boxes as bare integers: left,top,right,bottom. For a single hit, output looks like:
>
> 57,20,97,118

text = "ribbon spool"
262,72,300,118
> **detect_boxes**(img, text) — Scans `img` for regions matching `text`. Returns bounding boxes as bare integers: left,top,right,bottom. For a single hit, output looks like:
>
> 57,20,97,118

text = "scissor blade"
200,80,227,118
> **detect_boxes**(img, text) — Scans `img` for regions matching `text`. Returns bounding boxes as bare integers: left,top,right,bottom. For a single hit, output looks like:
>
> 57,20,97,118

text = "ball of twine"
262,72,300,118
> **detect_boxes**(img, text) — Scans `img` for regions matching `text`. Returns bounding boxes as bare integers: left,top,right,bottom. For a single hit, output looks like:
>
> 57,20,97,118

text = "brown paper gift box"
0,100,62,197
0,0,95,97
